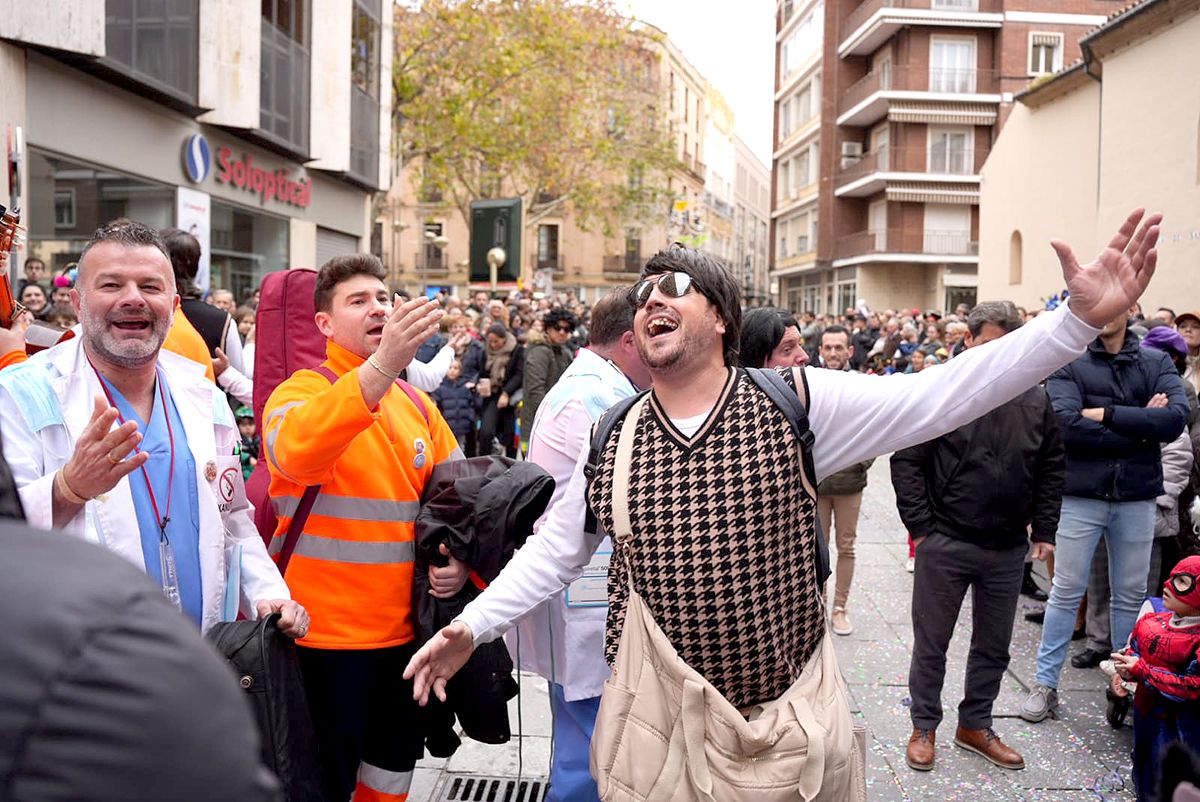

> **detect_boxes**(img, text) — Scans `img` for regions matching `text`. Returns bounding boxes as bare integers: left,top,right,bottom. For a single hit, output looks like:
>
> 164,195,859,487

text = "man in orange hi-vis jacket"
263,254,468,802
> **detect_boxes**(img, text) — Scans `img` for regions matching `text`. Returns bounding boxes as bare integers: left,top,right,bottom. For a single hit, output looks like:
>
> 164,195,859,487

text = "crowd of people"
2,209,1199,802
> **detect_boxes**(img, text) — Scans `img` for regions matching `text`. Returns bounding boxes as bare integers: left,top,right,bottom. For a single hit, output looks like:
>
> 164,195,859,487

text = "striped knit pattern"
588,368,824,708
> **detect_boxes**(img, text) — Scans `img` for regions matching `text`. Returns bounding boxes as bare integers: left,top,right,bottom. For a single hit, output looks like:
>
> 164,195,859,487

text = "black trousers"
297,644,425,802
908,533,1027,731
476,397,517,458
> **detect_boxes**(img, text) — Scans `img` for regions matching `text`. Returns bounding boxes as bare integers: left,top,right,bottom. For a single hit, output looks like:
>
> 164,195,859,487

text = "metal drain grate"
439,774,548,802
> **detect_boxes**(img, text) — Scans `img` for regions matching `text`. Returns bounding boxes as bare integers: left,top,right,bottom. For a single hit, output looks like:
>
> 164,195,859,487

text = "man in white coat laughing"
0,219,305,636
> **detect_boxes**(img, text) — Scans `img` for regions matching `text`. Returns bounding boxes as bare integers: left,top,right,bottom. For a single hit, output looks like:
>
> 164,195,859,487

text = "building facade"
381,24,713,300
978,0,1200,314
0,0,392,301
734,137,773,307
771,0,1113,315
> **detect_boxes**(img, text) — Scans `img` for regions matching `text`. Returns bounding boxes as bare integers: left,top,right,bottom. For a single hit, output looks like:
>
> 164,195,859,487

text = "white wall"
197,0,261,127
308,0,352,172
0,0,104,56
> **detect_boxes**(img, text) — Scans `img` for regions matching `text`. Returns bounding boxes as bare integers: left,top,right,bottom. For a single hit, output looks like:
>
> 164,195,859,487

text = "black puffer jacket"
1047,332,1189,501
0,523,280,802
891,386,1065,549
413,456,555,754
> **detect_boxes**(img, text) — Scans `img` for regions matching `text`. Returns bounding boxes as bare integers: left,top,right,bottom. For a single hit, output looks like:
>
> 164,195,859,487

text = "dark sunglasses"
1169,572,1196,596
553,323,573,332
632,271,694,308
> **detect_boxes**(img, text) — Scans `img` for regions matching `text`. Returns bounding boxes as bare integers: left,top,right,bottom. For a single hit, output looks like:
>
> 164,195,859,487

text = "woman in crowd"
476,323,524,458
738,307,810,369
19,284,48,319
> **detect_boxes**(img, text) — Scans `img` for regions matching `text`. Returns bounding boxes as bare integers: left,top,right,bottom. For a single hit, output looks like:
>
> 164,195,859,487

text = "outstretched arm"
804,209,1160,480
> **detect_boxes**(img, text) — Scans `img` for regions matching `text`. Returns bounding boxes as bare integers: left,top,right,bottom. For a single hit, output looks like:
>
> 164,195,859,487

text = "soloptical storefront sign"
214,147,312,209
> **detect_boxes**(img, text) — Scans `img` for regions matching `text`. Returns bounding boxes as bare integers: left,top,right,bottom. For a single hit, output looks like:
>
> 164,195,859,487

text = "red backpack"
245,269,327,546
245,269,427,552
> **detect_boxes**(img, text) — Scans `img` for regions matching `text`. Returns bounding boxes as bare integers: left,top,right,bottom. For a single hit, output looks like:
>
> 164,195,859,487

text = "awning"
886,182,980,205
888,102,998,126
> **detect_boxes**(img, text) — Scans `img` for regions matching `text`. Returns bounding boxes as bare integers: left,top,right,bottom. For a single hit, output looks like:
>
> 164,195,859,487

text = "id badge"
211,456,248,515
565,548,611,608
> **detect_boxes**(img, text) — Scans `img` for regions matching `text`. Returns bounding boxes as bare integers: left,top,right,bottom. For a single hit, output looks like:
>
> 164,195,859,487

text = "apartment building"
734,137,773,306
0,0,391,299
703,87,737,275
771,0,1113,315
383,24,709,300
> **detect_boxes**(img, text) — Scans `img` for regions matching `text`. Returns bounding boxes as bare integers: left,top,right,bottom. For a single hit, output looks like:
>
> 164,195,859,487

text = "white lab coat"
0,338,289,633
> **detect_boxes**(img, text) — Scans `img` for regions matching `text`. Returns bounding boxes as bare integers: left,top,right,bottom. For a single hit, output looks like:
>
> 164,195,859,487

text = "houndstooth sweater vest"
587,367,825,708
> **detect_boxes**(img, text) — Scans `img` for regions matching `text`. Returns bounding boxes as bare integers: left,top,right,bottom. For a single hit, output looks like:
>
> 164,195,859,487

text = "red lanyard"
90,363,175,539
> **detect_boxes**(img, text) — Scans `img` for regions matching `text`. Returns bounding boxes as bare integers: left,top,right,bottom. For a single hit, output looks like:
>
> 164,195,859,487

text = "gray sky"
620,0,777,167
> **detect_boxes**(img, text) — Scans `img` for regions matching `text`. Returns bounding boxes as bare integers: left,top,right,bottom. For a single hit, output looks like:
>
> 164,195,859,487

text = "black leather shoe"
1024,610,1044,625
1071,648,1107,669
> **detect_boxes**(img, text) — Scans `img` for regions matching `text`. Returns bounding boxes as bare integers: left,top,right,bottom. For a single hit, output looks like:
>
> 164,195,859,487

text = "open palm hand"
1054,208,1161,328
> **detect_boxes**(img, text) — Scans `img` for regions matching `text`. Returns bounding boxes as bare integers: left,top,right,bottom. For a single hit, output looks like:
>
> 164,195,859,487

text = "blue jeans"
546,683,601,802
1035,496,1154,690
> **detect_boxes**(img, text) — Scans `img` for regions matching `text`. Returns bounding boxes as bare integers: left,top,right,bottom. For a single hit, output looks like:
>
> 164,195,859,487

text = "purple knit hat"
1142,326,1188,358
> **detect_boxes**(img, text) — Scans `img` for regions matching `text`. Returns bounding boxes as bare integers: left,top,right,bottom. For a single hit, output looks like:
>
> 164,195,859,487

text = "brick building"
771,0,1116,315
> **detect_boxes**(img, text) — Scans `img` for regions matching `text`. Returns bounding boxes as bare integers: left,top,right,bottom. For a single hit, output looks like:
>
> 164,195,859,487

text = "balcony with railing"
834,227,979,261
531,252,565,273
835,143,987,196
413,249,449,276
839,0,1002,56
838,63,1000,126
603,254,642,275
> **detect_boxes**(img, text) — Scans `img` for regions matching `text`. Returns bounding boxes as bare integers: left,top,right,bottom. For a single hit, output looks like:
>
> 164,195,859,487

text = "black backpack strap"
582,389,650,534
745,367,830,586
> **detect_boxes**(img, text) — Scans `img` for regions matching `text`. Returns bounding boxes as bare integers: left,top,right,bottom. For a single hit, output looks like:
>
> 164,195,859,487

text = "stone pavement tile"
858,589,917,625
1053,689,1135,771
993,717,1127,795
862,736,911,802
854,542,909,566
834,638,910,686
409,767,444,802
504,673,553,738
831,607,905,643
444,733,552,777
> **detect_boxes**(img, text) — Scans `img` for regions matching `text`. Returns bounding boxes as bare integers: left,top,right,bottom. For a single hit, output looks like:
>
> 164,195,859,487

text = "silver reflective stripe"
357,763,413,795
271,494,419,523
263,401,307,483
441,447,465,464
271,532,416,565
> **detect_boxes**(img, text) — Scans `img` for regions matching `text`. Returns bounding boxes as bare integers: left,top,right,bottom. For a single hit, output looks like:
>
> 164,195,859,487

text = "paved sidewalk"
412,459,1138,801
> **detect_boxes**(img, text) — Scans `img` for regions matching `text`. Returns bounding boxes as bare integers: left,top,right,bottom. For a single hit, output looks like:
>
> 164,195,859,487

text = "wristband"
55,468,91,505
1102,406,1114,426
366,354,400,381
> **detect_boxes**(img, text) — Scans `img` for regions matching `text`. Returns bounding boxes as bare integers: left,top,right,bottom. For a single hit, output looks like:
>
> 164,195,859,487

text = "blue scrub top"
101,372,203,626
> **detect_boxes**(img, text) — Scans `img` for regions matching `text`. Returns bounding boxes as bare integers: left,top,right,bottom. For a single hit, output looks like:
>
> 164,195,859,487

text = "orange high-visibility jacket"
263,339,462,649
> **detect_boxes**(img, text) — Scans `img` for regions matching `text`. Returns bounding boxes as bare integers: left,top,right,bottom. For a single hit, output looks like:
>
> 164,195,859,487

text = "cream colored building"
382,25,711,300
979,0,1200,313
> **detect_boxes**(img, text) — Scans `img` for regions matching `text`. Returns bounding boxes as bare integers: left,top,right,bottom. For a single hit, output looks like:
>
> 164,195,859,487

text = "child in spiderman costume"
1112,555,1200,801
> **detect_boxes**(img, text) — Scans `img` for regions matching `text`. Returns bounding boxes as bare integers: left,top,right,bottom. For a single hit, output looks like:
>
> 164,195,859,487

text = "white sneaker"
906,557,915,573
831,608,854,636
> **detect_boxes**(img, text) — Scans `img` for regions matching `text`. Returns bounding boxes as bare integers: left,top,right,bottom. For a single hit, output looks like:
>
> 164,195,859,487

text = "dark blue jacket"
416,335,487,385
1046,331,1189,501
432,378,480,438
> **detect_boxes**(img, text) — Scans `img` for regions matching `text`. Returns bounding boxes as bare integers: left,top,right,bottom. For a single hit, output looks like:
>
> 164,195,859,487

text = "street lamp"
486,246,506,295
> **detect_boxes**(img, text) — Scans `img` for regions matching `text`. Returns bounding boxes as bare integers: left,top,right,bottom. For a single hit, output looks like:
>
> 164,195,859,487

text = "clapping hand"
61,396,148,500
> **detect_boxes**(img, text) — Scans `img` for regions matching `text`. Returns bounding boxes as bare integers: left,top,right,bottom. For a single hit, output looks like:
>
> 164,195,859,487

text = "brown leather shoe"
906,728,936,771
953,726,1025,770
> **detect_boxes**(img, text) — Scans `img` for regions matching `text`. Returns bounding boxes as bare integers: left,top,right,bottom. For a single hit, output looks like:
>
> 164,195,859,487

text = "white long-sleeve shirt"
457,303,1100,647
405,346,454,392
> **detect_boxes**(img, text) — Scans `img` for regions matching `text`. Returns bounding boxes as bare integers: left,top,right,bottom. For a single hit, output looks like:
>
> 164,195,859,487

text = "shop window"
26,149,175,271
210,201,289,302
261,0,312,155
350,0,381,186
104,0,199,103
